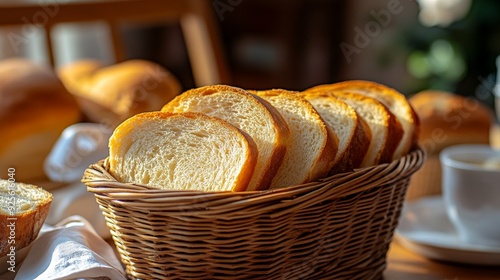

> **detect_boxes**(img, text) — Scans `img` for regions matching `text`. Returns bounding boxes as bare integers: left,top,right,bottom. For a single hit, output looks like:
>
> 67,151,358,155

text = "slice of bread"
309,80,418,159
0,180,53,256
162,85,289,191
252,89,338,189
301,92,371,173
108,112,258,192
306,89,403,166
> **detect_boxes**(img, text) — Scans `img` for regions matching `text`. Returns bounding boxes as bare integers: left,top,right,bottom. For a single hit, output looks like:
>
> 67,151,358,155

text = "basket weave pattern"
83,149,425,280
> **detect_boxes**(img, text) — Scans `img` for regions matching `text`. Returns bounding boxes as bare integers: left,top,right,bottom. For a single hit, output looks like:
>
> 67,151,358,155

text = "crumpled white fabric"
0,216,126,280
45,181,111,239
43,123,113,239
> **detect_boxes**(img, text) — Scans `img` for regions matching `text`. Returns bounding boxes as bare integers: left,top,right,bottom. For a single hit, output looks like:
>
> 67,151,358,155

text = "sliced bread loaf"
0,180,53,256
162,85,289,191
252,89,338,189
301,92,371,173
108,112,258,192
309,80,418,159
306,89,403,166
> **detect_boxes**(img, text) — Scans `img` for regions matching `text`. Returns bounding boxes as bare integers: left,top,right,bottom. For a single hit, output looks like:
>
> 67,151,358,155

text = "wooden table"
384,240,500,279
106,237,500,279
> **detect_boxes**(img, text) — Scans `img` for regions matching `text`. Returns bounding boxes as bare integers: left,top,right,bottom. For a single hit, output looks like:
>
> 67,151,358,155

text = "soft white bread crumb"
108,112,258,192
162,85,289,191
254,89,337,189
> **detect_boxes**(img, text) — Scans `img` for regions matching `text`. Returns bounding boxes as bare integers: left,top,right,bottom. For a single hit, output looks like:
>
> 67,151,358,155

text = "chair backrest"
0,0,229,86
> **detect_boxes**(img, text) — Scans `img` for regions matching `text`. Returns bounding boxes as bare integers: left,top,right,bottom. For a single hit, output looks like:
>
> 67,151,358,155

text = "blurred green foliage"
403,0,500,106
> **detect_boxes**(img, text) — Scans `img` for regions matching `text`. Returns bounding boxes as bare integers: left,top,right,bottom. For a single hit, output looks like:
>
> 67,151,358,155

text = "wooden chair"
0,0,229,86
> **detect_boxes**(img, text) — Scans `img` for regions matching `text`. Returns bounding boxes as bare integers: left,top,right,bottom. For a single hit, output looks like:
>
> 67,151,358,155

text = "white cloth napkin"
0,216,126,280
45,181,111,239
43,123,113,239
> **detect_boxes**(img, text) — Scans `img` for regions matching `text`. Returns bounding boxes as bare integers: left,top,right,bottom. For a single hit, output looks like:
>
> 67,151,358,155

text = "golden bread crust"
301,92,372,173
310,80,416,159
253,89,338,188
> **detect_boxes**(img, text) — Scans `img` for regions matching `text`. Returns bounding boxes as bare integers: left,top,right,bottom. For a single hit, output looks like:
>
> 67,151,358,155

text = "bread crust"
253,89,338,188
0,181,53,256
109,111,258,192
335,91,402,165
310,80,416,160
305,89,403,165
300,92,368,173
339,117,371,171
162,85,290,191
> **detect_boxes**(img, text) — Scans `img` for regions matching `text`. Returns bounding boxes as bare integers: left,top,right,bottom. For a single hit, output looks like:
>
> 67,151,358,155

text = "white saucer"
395,195,500,266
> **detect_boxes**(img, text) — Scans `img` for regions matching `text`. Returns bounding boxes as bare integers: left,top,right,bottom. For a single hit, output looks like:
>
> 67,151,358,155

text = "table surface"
106,237,500,279
384,240,500,280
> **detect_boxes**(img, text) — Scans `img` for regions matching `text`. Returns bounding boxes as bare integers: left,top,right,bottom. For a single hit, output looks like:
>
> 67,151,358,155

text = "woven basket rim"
84,148,425,195
83,148,425,216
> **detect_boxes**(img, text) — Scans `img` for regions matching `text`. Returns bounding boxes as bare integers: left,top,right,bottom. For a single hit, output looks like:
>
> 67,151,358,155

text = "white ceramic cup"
440,144,500,247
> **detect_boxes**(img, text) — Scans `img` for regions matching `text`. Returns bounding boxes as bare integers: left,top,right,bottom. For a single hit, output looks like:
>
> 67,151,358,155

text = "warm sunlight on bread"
108,112,258,192
162,85,289,191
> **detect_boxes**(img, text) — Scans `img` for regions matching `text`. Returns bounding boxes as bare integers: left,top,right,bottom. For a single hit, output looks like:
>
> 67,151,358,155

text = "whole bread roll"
0,59,81,183
410,90,493,154
58,59,182,127
407,90,494,200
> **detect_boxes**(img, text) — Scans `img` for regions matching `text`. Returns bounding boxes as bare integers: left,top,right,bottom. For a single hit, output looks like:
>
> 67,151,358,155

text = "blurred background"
1,0,499,112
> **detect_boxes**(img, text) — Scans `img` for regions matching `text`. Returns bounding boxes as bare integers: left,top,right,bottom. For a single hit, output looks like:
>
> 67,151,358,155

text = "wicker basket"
405,153,441,201
83,149,425,280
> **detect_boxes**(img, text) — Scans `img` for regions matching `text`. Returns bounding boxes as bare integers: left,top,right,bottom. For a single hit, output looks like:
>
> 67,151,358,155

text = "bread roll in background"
410,90,493,154
407,90,494,200
0,59,81,184
58,59,182,127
